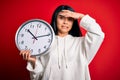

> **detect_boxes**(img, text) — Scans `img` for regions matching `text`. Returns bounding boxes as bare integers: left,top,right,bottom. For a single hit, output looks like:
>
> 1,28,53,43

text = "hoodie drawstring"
64,38,68,68
57,36,68,69
57,37,61,69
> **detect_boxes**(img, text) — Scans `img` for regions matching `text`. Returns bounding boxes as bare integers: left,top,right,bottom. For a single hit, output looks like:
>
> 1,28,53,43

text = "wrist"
28,57,36,69
79,14,85,19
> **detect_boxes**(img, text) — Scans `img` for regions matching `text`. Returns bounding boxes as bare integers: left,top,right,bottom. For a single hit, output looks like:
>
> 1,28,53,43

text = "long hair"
50,5,82,37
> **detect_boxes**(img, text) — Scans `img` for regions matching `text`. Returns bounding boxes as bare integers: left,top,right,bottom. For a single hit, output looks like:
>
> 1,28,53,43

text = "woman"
20,5,105,80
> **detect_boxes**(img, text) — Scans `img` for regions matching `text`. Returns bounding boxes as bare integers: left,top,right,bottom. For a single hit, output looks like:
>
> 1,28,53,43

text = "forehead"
57,11,66,15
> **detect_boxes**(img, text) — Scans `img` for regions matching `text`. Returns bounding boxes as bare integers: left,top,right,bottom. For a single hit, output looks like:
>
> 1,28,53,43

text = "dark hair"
50,5,82,37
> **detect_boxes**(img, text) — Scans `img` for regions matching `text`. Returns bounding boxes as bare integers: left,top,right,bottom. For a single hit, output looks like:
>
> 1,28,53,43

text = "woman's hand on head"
20,50,36,63
61,10,85,20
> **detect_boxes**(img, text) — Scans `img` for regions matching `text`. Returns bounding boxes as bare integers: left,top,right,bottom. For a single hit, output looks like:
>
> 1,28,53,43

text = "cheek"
56,21,60,28
57,19,63,27
68,22,73,29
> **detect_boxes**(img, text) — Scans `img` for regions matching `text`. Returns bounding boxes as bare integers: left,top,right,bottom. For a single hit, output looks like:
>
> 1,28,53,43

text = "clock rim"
15,19,55,56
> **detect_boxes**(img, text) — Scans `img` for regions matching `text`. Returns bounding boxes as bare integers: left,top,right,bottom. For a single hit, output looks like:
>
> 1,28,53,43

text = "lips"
62,26,68,29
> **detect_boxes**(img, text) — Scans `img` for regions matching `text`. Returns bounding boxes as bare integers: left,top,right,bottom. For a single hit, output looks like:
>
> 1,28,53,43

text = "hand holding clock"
20,50,36,68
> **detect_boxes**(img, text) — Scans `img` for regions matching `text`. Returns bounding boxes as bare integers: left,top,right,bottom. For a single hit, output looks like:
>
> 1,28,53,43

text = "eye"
68,17,74,22
58,15,65,20
59,15,64,19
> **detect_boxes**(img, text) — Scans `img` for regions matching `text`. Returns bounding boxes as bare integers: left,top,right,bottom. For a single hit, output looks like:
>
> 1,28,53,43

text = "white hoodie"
27,15,105,80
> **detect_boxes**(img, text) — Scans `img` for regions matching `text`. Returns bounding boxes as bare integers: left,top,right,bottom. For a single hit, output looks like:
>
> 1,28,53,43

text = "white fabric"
26,15,105,80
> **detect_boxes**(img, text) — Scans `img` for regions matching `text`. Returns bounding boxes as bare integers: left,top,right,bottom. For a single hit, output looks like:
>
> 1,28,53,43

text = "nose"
63,18,68,24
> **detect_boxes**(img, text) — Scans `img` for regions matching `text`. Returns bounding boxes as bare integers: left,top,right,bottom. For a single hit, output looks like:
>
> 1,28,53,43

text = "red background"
0,0,120,80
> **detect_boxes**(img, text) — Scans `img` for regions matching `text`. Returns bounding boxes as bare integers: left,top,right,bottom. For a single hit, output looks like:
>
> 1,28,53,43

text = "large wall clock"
15,19,55,56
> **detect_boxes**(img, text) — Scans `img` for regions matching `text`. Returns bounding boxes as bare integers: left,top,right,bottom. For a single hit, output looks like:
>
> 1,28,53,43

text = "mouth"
62,26,68,29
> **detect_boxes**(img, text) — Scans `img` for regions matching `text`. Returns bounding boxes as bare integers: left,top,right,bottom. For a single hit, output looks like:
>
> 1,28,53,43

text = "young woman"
20,5,105,80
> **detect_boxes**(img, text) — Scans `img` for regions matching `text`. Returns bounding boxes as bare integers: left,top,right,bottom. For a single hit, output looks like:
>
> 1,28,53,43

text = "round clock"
15,19,55,56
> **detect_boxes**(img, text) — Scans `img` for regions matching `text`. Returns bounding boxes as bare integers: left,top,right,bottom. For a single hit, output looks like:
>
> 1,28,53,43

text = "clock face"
15,19,55,56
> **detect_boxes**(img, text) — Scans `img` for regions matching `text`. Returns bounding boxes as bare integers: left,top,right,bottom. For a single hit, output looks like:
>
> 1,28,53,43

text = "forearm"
80,15,105,64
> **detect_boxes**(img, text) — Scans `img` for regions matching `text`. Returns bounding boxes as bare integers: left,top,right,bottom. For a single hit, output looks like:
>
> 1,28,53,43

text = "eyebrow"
58,14,65,17
58,14,74,20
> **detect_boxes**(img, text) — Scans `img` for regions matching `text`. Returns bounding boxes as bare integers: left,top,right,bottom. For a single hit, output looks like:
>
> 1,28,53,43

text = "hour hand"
27,29,38,40
35,34,50,38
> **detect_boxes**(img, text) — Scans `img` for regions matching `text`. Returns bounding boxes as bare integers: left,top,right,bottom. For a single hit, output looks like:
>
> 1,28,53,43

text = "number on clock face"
15,19,54,56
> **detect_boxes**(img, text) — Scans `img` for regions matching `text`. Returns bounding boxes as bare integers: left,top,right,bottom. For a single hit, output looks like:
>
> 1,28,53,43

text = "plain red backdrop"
0,0,120,80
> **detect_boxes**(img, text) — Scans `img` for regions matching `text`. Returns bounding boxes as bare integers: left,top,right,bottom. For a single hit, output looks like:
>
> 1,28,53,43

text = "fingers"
61,10,85,19
60,10,73,18
20,50,30,60
19,50,36,68
20,50,36,63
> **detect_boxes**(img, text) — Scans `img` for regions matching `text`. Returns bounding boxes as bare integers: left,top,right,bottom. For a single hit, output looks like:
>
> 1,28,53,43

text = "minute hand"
35,34,50,38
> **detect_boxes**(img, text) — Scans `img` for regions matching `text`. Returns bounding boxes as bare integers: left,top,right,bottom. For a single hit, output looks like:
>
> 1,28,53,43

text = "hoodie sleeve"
80,15,105,64
26,57,44,80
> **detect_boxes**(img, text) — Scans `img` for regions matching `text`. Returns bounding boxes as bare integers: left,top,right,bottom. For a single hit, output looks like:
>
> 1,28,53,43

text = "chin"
61,30,69,33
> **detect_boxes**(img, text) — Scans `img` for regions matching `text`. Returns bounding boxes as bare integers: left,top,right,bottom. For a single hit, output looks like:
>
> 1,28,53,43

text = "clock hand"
27,29,38,40
34,34,50,38
33,26,39,44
